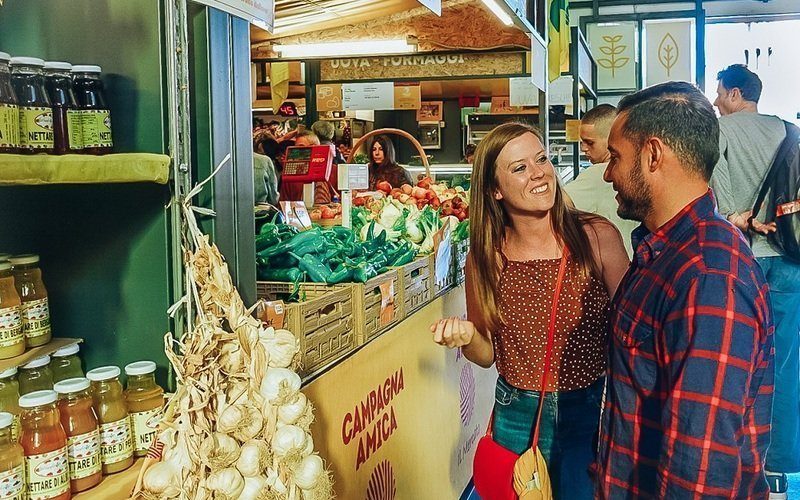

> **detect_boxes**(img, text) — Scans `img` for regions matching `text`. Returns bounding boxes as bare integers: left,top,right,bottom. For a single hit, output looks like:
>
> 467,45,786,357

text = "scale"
281,144,336,184
337,163,369,229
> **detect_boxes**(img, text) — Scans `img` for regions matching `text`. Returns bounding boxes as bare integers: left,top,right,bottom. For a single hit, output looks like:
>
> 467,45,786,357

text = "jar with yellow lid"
0,412,25,499
18,355,53,396
51,344,83,383
0,368,21,441
19,390,70,500
86,366,132,474
0,261,24,360
54,377,101,493
124,361,163,457
9,255,51,348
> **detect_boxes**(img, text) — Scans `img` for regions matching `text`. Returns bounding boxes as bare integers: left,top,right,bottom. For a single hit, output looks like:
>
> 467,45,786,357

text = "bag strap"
751,120,800,224
530,247,570,448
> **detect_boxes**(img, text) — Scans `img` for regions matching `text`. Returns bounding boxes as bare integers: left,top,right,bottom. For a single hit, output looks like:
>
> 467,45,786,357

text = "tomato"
377,181,393,193
310,209,322,220
417,177,433,189
321,206,336,219
412,186,428,200
401,184,413,195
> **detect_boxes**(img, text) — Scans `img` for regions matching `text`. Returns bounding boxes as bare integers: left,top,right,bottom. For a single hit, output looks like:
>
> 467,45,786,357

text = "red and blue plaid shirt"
595,190,774,499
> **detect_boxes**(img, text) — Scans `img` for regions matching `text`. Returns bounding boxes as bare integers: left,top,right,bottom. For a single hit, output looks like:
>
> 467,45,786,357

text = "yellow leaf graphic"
657,33,679,77
610,35,623,43
599,46,614,55
602,35,615,43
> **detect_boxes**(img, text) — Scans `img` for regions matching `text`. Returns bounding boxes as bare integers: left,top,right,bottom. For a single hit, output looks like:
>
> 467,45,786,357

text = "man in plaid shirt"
596,81,774,498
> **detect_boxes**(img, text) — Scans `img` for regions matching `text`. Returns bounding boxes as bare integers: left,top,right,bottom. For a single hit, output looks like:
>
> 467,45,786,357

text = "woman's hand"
430,317,475,348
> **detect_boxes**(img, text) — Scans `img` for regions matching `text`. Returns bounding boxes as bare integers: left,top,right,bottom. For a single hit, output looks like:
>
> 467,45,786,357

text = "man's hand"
430,317,475,349
729,211,777,235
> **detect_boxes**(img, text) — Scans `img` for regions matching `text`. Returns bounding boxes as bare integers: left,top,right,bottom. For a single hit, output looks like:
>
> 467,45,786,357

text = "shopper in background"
463,143,477,164
597,81,774,498
430,122,629,499
278,130,320,202
367,135,413,190
709,64,799,499
310,120,343,205
253,138,279,207
565,104,638,256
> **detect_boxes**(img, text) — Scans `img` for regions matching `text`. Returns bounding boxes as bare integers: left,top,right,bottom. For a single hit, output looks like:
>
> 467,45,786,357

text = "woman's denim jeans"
491,376,604,499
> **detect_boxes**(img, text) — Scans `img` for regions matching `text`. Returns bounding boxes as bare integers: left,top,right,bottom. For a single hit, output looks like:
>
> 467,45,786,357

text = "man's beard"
616,154,653,222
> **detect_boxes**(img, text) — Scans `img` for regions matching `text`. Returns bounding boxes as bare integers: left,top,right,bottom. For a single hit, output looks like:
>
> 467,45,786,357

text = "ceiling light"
481,0,514,27
274,39,415,58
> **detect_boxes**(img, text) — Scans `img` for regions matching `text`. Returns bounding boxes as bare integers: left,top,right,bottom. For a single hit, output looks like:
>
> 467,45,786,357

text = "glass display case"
404,164,472,191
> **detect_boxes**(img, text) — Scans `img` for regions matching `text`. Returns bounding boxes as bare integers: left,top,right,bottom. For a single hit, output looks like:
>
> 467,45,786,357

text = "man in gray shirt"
709,64,800,500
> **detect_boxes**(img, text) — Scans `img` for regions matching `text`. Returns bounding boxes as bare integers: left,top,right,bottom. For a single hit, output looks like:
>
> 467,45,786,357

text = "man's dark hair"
717,64,762,103
268,120,280,127
582,103,617,126
618,81,720,181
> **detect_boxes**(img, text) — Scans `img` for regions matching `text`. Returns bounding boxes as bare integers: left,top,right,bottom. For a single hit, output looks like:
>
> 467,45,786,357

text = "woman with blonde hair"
432,122,629,498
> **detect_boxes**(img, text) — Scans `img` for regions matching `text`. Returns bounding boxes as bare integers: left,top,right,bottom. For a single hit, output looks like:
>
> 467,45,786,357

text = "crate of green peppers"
395,256,433,316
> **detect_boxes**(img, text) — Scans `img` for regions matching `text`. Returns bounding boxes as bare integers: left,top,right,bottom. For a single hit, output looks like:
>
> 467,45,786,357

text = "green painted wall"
0,0,174,386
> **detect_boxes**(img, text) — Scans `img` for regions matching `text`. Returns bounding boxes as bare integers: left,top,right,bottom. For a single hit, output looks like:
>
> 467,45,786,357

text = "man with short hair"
709,64,800,499
596,81,774,498
310,120,344,205
565,104,638,255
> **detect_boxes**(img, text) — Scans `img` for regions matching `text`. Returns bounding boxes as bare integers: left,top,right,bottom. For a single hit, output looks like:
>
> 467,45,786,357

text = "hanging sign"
415,0,442,15
193,0,274,31
587,22,638,91
644,19,694,86
530,33,547,92
509,77,539,106
342,82,395,111
549,76,573,106
393,83,422,110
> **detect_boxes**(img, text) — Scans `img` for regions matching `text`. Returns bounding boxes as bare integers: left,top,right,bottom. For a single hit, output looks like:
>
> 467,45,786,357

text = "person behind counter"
311,120,343,205
430,122,629,499
368,135,413,190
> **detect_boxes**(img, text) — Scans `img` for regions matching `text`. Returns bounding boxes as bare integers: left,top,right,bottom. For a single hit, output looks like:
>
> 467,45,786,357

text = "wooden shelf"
0,153,170,186
74,458,143,499
0,338,82,372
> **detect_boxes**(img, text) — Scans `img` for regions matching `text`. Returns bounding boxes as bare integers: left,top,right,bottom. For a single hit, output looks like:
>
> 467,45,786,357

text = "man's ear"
730,87,742,102
645,137,665,173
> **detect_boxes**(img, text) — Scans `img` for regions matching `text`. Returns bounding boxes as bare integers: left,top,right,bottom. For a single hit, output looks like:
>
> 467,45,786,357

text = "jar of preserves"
71,66,111,155
54,378,101,493
51,345,83,383
124,361,163,457
0,261,24,360
0,368,21,441
86,366,132,474
9,254,51,348
9,57,53,154
0,52,20,154
0,412,25,500
19,390,70,500
44,62,81,155
18,356,54,396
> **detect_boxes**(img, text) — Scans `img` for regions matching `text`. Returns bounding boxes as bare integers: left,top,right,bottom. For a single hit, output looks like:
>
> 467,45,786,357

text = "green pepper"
257,266,302,282
331,226,354,240
295,253,332,283
259,228,323,258
259,222,278,236
268,253,298,268
391,248,416,267
326,265,352,284
256,232,281,252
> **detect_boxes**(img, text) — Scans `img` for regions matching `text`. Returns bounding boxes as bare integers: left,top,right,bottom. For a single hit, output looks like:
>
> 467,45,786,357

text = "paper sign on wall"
531,33,547,92
588,22,638,90
565,119,582,142
645,19,694,86
394,83,422,109
509,77,540,106
194,0,274,31
549,76,573,106
317,84,343,112
342,82,395,111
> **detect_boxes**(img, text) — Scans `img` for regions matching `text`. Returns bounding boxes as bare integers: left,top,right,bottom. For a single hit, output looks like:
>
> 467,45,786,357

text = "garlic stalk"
207,468,245,499
236,439,271,478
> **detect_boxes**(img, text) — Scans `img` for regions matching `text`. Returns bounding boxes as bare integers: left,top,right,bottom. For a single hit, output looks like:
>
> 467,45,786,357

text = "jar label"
99,417,133,465
0,103,20,149
20,298,50,342
131,406,163,453
10,415,19,443
67,428,101,480
25,447,69,500
66,109,83,151
0,462,25,500
80,110,112,148
0,306,23,349
18,106,54,150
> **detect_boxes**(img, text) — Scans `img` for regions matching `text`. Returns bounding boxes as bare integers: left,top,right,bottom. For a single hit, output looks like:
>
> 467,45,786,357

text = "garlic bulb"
240,475,269,500
236,439,271,478
142,461,179,496
293,454,324,490
260,368,301,405
271,424,307,458
301,433,314,458
199,432,240,469
259,328,300,368
278,392,308,425
207,468,245,499
219,341,244,373
218,404,264,442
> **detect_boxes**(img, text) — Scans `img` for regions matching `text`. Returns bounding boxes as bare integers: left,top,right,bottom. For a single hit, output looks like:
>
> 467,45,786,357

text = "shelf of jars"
0,337,82,373
0,153,171,186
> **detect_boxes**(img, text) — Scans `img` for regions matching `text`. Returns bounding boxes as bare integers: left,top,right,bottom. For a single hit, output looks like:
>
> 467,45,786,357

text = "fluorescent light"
481,0,514,27
274,40,415,58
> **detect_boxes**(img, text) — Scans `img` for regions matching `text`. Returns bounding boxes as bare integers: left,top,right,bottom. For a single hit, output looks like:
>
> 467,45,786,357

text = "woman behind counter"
368,135,413,190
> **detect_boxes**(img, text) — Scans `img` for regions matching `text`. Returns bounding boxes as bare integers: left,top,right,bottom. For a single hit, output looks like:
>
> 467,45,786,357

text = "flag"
548,0,570,82
269,62,290,114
